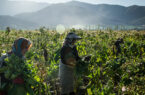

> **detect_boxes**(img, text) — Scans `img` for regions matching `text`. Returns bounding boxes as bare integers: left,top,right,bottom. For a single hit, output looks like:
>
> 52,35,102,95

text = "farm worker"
0,37,32,95
59,32,82,95
113,38,124,56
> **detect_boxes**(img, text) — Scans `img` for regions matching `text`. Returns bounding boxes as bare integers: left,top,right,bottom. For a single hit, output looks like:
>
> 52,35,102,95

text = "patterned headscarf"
12,38,32,58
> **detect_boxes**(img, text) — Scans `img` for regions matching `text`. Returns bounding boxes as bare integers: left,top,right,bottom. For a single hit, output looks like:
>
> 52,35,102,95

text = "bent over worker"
0,38,32,95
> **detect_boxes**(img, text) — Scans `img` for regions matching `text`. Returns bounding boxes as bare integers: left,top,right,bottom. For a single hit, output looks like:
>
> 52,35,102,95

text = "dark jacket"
60,45,81,65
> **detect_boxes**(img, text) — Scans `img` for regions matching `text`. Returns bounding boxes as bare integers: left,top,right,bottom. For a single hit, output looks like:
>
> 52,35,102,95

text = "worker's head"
65,32,82,46
12,38,32,57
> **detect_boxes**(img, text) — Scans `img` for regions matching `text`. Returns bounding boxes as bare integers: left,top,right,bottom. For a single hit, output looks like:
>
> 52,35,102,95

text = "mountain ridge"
1,1,145,29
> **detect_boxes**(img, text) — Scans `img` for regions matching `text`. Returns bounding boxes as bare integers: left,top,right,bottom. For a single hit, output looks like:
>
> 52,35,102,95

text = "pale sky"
9,0,145,6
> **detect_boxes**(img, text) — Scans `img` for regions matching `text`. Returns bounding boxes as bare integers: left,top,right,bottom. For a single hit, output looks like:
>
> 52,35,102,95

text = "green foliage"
0,29,145,95
75,60,90,76
1,54,39,95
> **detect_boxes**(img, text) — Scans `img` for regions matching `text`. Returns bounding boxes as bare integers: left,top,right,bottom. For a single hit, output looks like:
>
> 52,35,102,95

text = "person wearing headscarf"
0,38,32,95
59,32,82,95
12,37,32,58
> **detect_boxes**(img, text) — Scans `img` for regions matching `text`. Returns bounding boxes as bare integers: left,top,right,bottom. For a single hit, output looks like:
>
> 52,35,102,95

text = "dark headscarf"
63,32,81,48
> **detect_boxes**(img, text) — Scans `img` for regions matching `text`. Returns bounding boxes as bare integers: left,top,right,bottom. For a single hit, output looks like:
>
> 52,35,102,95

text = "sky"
9,0,145,6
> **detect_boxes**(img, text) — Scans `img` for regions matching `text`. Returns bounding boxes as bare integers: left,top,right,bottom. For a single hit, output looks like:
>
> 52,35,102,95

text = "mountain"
1,1,145,29
131,16,145,25
15,1,145,26
0,15,38,30
0,0,49,16
15,1,124,25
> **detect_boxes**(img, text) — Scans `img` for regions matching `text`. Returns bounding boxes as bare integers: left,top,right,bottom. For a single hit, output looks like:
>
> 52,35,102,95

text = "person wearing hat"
59,32,82,95
0,38,32,95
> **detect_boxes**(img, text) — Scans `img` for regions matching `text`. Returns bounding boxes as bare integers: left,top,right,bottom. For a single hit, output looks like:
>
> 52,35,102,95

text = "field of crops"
0,28,145,95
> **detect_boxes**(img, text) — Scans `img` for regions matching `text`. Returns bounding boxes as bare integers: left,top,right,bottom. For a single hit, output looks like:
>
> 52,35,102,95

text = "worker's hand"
66,58,76,68
84,55,91,62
